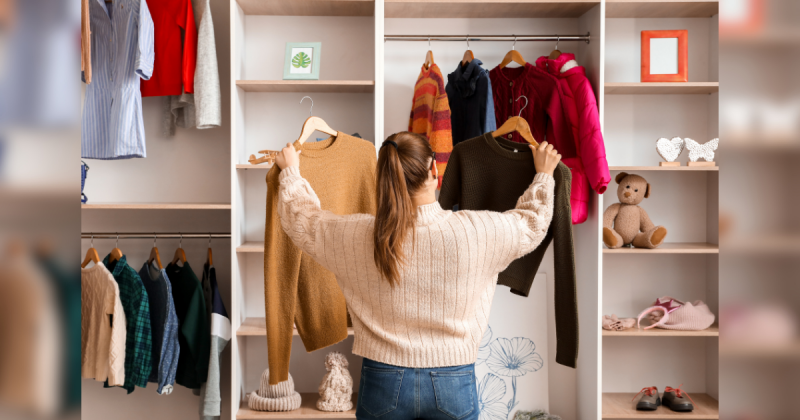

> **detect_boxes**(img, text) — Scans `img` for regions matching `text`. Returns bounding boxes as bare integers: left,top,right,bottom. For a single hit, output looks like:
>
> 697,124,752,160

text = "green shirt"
165,262,210,389
104,255,152,393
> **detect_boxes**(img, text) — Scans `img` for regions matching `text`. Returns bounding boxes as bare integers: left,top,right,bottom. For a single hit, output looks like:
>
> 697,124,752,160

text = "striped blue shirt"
82,0,154,160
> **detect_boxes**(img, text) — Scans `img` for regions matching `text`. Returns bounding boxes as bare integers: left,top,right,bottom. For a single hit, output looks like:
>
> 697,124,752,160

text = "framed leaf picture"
283,42,322,80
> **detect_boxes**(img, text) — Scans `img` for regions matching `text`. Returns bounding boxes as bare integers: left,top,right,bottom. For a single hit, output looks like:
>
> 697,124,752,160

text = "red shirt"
140,0,197,97
489,63,571,149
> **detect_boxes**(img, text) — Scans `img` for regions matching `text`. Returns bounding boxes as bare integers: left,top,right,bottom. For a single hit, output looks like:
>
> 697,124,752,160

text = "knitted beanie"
638,297,716,331
248,370,302,412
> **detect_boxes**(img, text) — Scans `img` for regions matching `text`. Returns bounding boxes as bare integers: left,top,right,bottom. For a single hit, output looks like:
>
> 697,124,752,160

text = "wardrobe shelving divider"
601,0,719,419
230,0,381,419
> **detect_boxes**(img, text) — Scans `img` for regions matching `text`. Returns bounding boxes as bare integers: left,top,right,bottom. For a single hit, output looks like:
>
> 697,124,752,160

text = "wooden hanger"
206,235,213,266
492,96,539,146
296,96,337,145
81,235,101,268
148,234,163,270
248,150,277,165
498,36,526,69
171,234,187,265
461,35,474,65
424,37,435,70
108,233,123,264
549,36,562,60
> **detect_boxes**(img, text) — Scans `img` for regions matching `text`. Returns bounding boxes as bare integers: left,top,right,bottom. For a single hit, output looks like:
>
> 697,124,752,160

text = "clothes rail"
384,33,590,44
81,233,231,239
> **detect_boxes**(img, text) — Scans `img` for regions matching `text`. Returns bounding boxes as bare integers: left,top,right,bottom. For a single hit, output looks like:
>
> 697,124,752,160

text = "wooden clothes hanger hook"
300,96,313,117
513,35,517,50
555,36,559,51
466,35,470,49
517,95,529,116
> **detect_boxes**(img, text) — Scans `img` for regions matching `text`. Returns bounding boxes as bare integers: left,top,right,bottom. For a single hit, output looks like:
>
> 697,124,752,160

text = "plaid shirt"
104,255,152,393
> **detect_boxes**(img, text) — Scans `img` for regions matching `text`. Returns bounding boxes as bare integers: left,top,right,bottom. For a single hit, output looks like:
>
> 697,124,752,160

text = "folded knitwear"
248,370,301,412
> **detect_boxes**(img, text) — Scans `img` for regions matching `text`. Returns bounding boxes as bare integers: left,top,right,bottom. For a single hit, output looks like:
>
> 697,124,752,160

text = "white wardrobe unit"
221,2,720,420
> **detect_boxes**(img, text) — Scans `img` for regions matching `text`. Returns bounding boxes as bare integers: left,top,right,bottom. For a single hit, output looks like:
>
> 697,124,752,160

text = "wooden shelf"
609,166,718,171
385,0,600,18
237,80,374,93
604,243,718,254
235,0,373,16
605,82,718,95
605,0,719,18
81,203,231,210
237,164,274,170
237,394,357,419
603,392,718,419
237,318,355,337
720,341,800,359
237,241,265,253
604,325,718,337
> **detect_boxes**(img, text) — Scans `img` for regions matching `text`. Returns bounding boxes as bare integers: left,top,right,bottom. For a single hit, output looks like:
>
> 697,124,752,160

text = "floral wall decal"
478,373,508,420
477,327,544,419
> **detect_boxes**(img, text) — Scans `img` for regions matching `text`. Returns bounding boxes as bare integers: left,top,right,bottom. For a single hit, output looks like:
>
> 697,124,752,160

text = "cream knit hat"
248,370,302,412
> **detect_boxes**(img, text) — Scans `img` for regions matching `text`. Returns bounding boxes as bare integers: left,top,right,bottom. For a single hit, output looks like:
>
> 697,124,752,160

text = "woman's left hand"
275,142,301,169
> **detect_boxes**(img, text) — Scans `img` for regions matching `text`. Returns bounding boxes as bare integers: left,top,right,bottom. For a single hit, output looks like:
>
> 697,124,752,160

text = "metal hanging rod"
81,233,231,239
384,33,590,44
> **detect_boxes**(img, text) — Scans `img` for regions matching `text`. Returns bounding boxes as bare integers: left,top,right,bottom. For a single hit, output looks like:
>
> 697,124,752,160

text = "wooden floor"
237,394,357,419
603,392,719,419
603,325,719,337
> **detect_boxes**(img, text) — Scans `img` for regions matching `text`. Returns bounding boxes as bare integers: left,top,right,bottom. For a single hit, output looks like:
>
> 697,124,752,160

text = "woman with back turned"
274,132,561,420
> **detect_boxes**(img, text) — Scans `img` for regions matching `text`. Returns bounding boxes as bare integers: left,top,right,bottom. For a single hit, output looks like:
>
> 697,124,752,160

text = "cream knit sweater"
81,263,127,385
277,165,554,368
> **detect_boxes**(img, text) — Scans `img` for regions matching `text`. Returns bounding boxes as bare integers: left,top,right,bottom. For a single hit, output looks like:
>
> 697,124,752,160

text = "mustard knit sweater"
264,133,377,385
277,165,555,368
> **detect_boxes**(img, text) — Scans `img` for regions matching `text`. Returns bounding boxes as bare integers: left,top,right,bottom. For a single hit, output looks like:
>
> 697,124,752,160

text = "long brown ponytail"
373,132,434,286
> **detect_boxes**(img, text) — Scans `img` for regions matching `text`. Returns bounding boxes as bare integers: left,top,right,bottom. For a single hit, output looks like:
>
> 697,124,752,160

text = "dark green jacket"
165,262,210,389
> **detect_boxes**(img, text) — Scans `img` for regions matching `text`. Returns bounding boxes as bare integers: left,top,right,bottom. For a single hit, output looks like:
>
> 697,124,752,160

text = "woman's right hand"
530,141,561,177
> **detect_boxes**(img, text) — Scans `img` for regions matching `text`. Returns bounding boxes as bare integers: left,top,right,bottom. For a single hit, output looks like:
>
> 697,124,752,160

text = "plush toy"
316,352,353,412
603,172,667,249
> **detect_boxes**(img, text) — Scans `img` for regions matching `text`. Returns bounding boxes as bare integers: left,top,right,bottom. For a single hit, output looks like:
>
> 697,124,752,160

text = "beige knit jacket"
277,165,554,368
81,263,127,385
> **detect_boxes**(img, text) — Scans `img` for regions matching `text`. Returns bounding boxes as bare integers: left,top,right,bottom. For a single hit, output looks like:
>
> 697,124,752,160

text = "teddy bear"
603,172,667,249
316,352,353,412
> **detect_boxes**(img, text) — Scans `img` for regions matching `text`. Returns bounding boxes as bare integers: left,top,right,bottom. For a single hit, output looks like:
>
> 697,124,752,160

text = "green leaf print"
292,52,311,69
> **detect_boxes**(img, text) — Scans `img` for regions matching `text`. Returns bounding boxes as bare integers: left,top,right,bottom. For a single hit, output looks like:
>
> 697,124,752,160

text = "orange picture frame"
641,30,688,83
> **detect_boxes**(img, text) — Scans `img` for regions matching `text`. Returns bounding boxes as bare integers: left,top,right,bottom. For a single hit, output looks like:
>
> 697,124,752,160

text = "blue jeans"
356,358,479,420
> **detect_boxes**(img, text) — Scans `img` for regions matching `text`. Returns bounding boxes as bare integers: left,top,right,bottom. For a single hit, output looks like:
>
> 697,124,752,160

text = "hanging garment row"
393,33,610,225
80,0,222,161
258,89,578,384
80,233,229,419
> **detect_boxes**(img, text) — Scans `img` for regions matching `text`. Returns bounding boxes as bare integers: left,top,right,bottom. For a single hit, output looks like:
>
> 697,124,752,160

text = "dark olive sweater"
438,132,578,368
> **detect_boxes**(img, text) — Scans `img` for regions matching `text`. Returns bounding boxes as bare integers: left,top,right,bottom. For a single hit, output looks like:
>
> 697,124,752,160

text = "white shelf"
604,243,719,254
236,241,265,253
81,203,231,210
605,0,719,18
385,0,600,18
602,392,719,419
235,0,374,16
237,317,354,337
605,82,719,95
236,395,357,419
609,166,718,171
236,80,375,93
603,325,719,337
